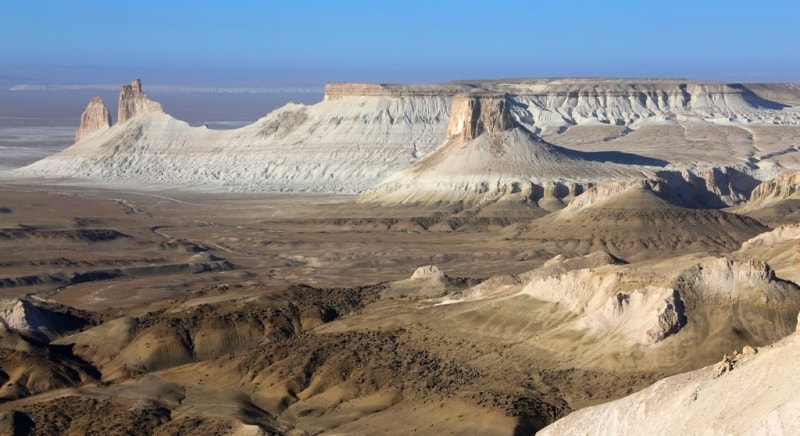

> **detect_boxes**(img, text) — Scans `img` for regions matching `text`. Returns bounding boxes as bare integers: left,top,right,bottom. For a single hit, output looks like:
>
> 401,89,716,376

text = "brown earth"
0,182,795,435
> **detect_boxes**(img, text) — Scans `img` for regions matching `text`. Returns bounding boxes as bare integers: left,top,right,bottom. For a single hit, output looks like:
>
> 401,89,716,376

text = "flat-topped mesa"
446,92,514,141
75,96,112,142
323,82,472,100
117,79,163,123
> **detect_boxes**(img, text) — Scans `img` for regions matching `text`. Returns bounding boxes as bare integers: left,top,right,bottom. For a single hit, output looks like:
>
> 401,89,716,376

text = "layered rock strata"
324,82,470,100
15,79,800,205
117,79,163,123
446,93,514,141
75,97,112,142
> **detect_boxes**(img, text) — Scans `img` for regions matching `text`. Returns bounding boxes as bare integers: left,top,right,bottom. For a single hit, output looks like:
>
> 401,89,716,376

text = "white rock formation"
0,298,81,341
12,79,800,204
409,265,448,281
539,331,800,435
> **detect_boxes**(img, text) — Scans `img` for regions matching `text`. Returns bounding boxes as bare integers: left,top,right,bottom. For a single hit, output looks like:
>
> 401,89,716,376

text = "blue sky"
2,0,798,84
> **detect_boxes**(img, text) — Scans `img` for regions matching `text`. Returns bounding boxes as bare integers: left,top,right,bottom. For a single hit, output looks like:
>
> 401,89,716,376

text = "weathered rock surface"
645,290,686,343
0,298,91,342
443,252,800,352
75,96,112,142
446,93,513,141
13,79,800,206
747,170,800,204
409,264,448,281
539,331,800,435
117,79,163,123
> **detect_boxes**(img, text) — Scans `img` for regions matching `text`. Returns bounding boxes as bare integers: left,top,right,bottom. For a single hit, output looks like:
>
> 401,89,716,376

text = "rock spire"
117,79,163,124
75,97,112,142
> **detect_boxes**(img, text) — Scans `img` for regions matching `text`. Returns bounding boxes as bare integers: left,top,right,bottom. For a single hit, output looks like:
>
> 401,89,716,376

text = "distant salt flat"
10,83,324,94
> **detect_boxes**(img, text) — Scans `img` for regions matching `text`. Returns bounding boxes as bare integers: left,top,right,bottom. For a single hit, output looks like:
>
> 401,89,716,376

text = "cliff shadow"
514,116,671,168
571,149,670,167
729,84,789,110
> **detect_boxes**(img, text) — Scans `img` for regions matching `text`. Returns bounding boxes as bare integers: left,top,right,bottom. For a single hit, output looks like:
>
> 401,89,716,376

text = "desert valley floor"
2,79,800,434
0,181,799,435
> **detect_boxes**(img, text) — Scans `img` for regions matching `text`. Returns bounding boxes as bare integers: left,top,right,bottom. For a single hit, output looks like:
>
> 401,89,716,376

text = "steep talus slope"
359,126,648,205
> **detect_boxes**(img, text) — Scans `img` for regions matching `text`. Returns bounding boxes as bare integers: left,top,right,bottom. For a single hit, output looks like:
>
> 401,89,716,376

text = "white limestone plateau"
11,79,800,206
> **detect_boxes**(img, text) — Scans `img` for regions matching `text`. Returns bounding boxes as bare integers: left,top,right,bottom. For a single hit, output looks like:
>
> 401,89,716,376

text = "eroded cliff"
445,93,514,141
75,97,112,142
16,78,800,207
117,79,163,123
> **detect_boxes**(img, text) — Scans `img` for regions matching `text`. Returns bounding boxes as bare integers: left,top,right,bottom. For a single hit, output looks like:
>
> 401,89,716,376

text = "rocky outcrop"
18,78,800,199
501,80,797,127
410,265,447,281
446,93,514,141
117,79,163,124
0,298,89,342
748,171,800,203
645,290,686,343
740,224,800,250
75,96,112,142
694,257,776,295
653,167,762,208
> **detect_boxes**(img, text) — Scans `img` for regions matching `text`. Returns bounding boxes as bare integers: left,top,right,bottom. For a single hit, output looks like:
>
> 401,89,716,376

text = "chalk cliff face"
445,93,514,141
117,79,163,124
75,97,112,142
15,79,800,206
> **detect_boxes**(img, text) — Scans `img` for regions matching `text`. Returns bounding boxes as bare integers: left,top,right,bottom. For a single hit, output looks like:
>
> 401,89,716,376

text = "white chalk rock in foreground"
539,330,800,435
75,96,112,142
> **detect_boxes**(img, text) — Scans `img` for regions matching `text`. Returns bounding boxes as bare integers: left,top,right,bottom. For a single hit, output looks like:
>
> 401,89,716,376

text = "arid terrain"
1,79,800,434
